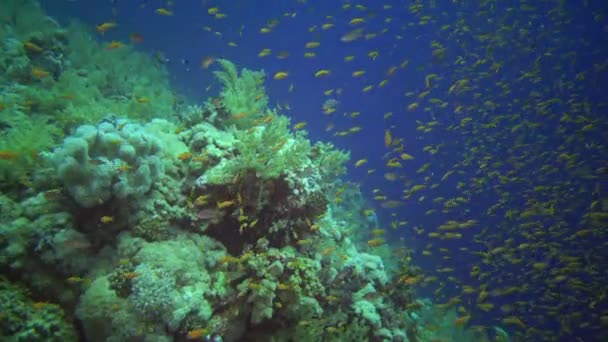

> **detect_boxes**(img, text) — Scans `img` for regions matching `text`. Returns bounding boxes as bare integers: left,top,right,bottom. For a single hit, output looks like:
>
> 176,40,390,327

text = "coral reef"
0,277,77,341
0,0,175,188
0,2,492,341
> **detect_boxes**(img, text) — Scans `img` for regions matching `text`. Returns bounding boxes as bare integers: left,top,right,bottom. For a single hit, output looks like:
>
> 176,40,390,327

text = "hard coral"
0,276,77,341
46,120,164,208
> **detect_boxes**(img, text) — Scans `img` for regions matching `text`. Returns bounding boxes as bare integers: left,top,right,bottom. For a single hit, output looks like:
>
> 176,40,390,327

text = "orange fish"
187,328,207,339
231,112,247,120
23,41,43,53
129,32,144,43
106,41,124,50
123,272,140,280
321,247,335,256
31,67,50,79
367,238,385,247
116,164,132,172
399,275,421,285
178,152,192,161
33,302,50,310
0,151,19,160
200,56,215,69
384,129,392,148
453,315,471,327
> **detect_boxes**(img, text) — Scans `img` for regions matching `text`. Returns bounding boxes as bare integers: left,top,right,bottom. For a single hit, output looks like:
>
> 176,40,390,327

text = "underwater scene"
0,0,606,341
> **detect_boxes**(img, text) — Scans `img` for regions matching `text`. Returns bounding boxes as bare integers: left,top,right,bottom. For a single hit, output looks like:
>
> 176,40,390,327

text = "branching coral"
213,59,268,128
0,110,61,185
199,114,311,185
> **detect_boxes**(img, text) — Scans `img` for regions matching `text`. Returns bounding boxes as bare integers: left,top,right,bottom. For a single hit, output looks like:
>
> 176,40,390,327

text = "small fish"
0,151,19,160
371,229,385,236
193,194,210,206
200,56,215,69
384,129,392,147
105,41,124,50
155,8,173,16
400,153,414,160
66,276,86,283
219,255,240,264
217,200,235,209
293,121,307,130
100,216,114,224
322,247,335,256
96,22,117,34
23,41,43,53
341,28,364,42
386,158,402,168
367,238,385,247
43,188,64,200
354,159,368,167
116,164,132,172
315,69,331,78
122,272,140,280
33,302,50,310
258,48,272,58
31,66,50,79
187,328,208,340
129,32,144,43
273,71,289,80
178,152,192,161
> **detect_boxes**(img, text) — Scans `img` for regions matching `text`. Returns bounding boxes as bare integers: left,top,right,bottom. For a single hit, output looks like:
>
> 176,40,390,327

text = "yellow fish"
273,71,289,80
293,121,307,130
384,129,392,147
355,159,368,167
258,48,272,58
96,22,117,34
100,216,114,224
217,200,235,209
315,69,331,78
155,8,173,16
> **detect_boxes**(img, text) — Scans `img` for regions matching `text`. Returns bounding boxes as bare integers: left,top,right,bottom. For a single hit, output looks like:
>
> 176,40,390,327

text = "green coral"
311,141,351,183
0,0,58,39
0,277,77,341
0,1,177,187
0,111,60,184
202,115,311,184
214,59,268,128
55,22,175,126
